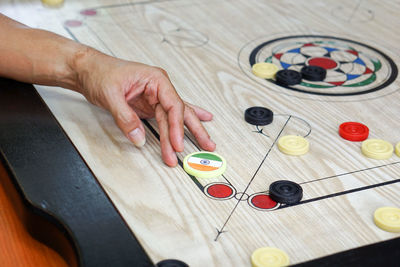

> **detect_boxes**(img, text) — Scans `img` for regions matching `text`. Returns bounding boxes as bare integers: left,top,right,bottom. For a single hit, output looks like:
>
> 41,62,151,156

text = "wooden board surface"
3,0,400,265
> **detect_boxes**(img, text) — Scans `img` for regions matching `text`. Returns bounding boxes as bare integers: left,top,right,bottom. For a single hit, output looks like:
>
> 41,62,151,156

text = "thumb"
110,99,146,147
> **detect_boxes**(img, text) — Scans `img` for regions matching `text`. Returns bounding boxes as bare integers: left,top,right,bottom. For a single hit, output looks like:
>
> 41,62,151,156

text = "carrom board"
2,0,400,266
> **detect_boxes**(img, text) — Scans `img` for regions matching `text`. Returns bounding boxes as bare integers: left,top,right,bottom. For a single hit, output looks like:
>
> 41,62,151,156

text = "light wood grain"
3,0,400,265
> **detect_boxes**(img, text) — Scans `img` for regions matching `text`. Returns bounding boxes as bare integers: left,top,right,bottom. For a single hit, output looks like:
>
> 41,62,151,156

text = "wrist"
66,45,100,95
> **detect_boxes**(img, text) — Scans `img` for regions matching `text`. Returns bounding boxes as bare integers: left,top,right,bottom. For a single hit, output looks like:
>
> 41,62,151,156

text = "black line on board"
177,158,204,190
279,177,400,210
255,125,269,137
144,116,233,188
143,118,233,189
64,8,399,239
61,5,400,265
274,114,312,137
141,119,159,139
183,130,233,185
141,120,204,191
63,26,79,42
182,131,201,150
142,112,399,215
300,161,400,185
65,16,214,193
214,116,292,241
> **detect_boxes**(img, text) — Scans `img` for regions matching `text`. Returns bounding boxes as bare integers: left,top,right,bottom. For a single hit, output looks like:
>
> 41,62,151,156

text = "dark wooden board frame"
0,77,399,266
0,78,153,267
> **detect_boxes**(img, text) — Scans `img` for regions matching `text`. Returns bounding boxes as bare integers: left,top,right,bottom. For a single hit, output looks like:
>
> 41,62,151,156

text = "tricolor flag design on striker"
187,153,223,172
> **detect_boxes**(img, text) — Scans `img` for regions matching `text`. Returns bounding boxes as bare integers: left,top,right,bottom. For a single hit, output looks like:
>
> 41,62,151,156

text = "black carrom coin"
301,65,327,81
269,180,303,204
276,69,302,86
244,106,273,126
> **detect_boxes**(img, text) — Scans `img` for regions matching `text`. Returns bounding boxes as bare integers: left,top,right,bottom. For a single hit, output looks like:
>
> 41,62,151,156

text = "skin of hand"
72,49,216,166
0,14,216,166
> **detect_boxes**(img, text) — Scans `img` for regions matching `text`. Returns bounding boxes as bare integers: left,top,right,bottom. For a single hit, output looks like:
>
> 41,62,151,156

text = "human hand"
0,14,215,165
72,48,216,166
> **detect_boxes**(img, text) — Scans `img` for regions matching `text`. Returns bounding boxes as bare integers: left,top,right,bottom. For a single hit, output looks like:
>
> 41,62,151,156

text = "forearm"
0,15,215,165
0,14,93,92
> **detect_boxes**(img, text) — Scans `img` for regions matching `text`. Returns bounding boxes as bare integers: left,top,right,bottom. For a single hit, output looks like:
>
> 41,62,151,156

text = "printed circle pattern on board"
239,34,399,101
204,183,236,200
248,192,280,211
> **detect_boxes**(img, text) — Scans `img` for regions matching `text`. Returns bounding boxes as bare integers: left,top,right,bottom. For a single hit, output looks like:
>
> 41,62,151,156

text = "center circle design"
240,35,399,98
308,57,338,69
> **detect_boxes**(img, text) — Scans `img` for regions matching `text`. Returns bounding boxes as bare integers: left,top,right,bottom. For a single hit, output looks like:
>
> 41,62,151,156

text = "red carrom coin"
339,122,369,141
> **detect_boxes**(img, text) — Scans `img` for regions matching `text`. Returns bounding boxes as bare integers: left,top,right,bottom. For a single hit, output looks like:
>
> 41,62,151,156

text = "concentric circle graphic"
239,35,399,101
248,192,280,211
204,183,236,200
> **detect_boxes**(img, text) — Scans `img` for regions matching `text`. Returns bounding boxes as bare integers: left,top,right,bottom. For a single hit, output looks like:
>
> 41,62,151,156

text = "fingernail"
129,128,146,147
209,139,216,150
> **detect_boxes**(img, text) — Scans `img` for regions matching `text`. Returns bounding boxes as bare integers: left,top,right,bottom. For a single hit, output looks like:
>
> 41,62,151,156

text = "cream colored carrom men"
4,0,400,266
